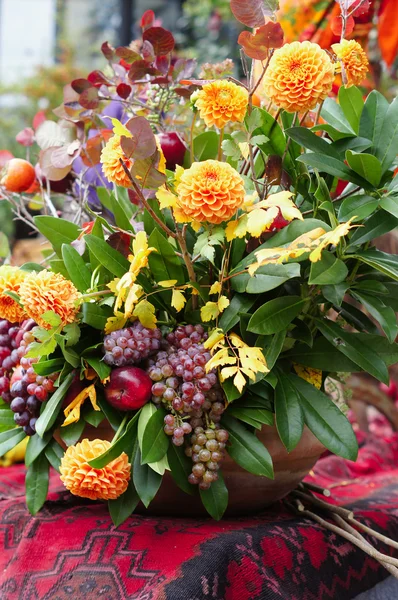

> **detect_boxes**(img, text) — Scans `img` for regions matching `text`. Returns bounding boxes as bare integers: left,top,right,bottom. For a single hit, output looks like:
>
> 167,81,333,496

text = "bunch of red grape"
0,319,35,404
103,321,162,367
145,324,229,489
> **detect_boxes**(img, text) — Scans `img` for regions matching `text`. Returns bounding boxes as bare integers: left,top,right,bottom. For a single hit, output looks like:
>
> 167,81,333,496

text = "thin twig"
291,489,353,519
299,481,331,497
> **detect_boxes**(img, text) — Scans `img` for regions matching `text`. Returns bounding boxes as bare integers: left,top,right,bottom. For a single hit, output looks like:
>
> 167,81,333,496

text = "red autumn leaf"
116,83,132,99
174,87,193,99
50,141,80,170
351,0,370,16
79,87,99,110
71,78,92,94
128,188,141,205
87,70,110,87
122,116,157,160
151,77,170,85
378,0,398,67
238,21,284,59
16,127,35,147
172,58,196,82
142,27,175,56
128,60,157,81
155,55,170,75
230,0,279,28
330,15,355,36
265,155,282,185
0,150,13,168
101,41,115,61
107,232,131,257
142,40,155,63
39,148,72,181
33,111,46,130
140,9,155,32
115,46,141,64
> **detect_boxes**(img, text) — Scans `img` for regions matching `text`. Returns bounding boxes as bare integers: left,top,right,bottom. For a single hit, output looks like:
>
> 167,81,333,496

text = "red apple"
158,132,186,171
105,366,152,411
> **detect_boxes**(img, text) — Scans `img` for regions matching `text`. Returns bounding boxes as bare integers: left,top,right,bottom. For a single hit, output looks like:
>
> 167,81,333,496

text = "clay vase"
57,420,324,517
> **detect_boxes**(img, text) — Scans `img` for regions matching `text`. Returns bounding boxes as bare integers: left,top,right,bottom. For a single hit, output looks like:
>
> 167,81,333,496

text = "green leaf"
133,446,162,507
35,373,75,437
286,127,340,159
0,428,26,456
143,198,167,238
352,249,398,281
322,283,348,307
338,86,364,134
309,253,348,285
232,263,300,294
44,439,64,472
109,191,134,231
354,280,389,295
137,403,169,474
345,151,382,187
316,319,389,384
199,471,228,520
0,407,17,430
62,244,92,292
84,355,111,381
296,154,369,188
25,431,52,467
339,301,379,334
288,374,358,460
55,334,80,368
264,330,286,370
81,302,113,330
141,407,169,464
193,131,219,161
49,258,69,279
321,97,356,135
359,90,389,148
332,136,372,155
351,291,398,343
375,96,398,173
380,194,398,219
97,393,123,431
338,194,379,222
221,414,274,478
33,216,80,257
290,319,313,347
108,479,139,526
274,374,303,452
167,443,195,495
353,333,398,366
148,229,184,284
227,405,274,429
285,337,359,372
218,294,256,333
84,235,129,277
33,359,63,378
347,211,398,249
26,453,49,515
63,323,81,347
88,413,139,468
84,408,105,427
0,232,10,258
60,420,86,446
245,108,263,134
248,296,305,335
222,377,244,402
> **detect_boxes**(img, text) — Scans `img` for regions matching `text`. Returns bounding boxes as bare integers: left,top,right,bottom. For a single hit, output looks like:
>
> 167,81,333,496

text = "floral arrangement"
0,0,397,522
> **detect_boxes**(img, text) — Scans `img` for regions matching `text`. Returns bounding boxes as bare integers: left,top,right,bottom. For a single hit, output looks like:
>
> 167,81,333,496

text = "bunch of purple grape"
145,324,229,490
103,321,162,367
0,319,35,404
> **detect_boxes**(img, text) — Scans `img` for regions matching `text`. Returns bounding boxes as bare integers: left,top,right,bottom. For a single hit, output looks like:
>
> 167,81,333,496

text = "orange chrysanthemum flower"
195,80,248,129
176,160,245,225
263,41,334,112
332,39,369,88
0,266,29,323
101,135,132,187
19,270,80,329
60,439,131,501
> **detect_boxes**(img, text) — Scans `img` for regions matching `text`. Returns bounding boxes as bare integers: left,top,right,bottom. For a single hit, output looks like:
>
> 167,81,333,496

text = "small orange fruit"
251,93,261,107
1,158,36,193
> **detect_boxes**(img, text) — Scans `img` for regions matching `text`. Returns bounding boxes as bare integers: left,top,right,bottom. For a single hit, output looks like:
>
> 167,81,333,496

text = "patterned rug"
0,433,397,600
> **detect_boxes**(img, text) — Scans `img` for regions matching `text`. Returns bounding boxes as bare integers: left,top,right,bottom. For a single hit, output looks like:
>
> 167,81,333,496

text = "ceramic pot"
57,420,324,517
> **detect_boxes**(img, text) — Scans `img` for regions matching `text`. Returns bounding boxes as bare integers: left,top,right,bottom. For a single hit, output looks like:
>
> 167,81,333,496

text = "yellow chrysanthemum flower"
60,439,131,501
332,39,369,88
19,270,80,329
100,135,133,187
0,266,29,323
176,160,245,225
195,80,248,129
263,41,334,112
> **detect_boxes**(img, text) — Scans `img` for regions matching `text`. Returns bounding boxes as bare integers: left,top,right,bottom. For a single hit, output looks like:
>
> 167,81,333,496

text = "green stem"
217,127,224,161
112,414,128,443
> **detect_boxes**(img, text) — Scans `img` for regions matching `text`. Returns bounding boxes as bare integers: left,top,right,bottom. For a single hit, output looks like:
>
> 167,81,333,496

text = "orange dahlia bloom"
19,270,80,329
332,40,369,88
60,439,131,501
176,160,245,225
0,266,28,323
195,80,248,129
263,41,334,112
101,135,132,187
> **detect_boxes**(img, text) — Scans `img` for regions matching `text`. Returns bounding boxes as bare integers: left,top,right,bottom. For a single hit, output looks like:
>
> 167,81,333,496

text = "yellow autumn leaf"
158,279,178,288
293,363,322,389
255,191,294,209
246,206,279,237
309,219,355,262
132,230,148,255
62,384,99,427
171,289,186,312
201,301,220,322
240,367,256,381
191,220,202,233
229,333,247,348
175,164,184,187
209,281,222,295
124,283,144,318
107,278,119,294
220,366,239,381
205,348,236,372
233,369,246,393
238,347,269,374
225,214,248,242
238,142,250,159
203,328,225,350
105,312,128,334
110,117,132,138
133,299,157,328
156,185,178,209
218,295,230,312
